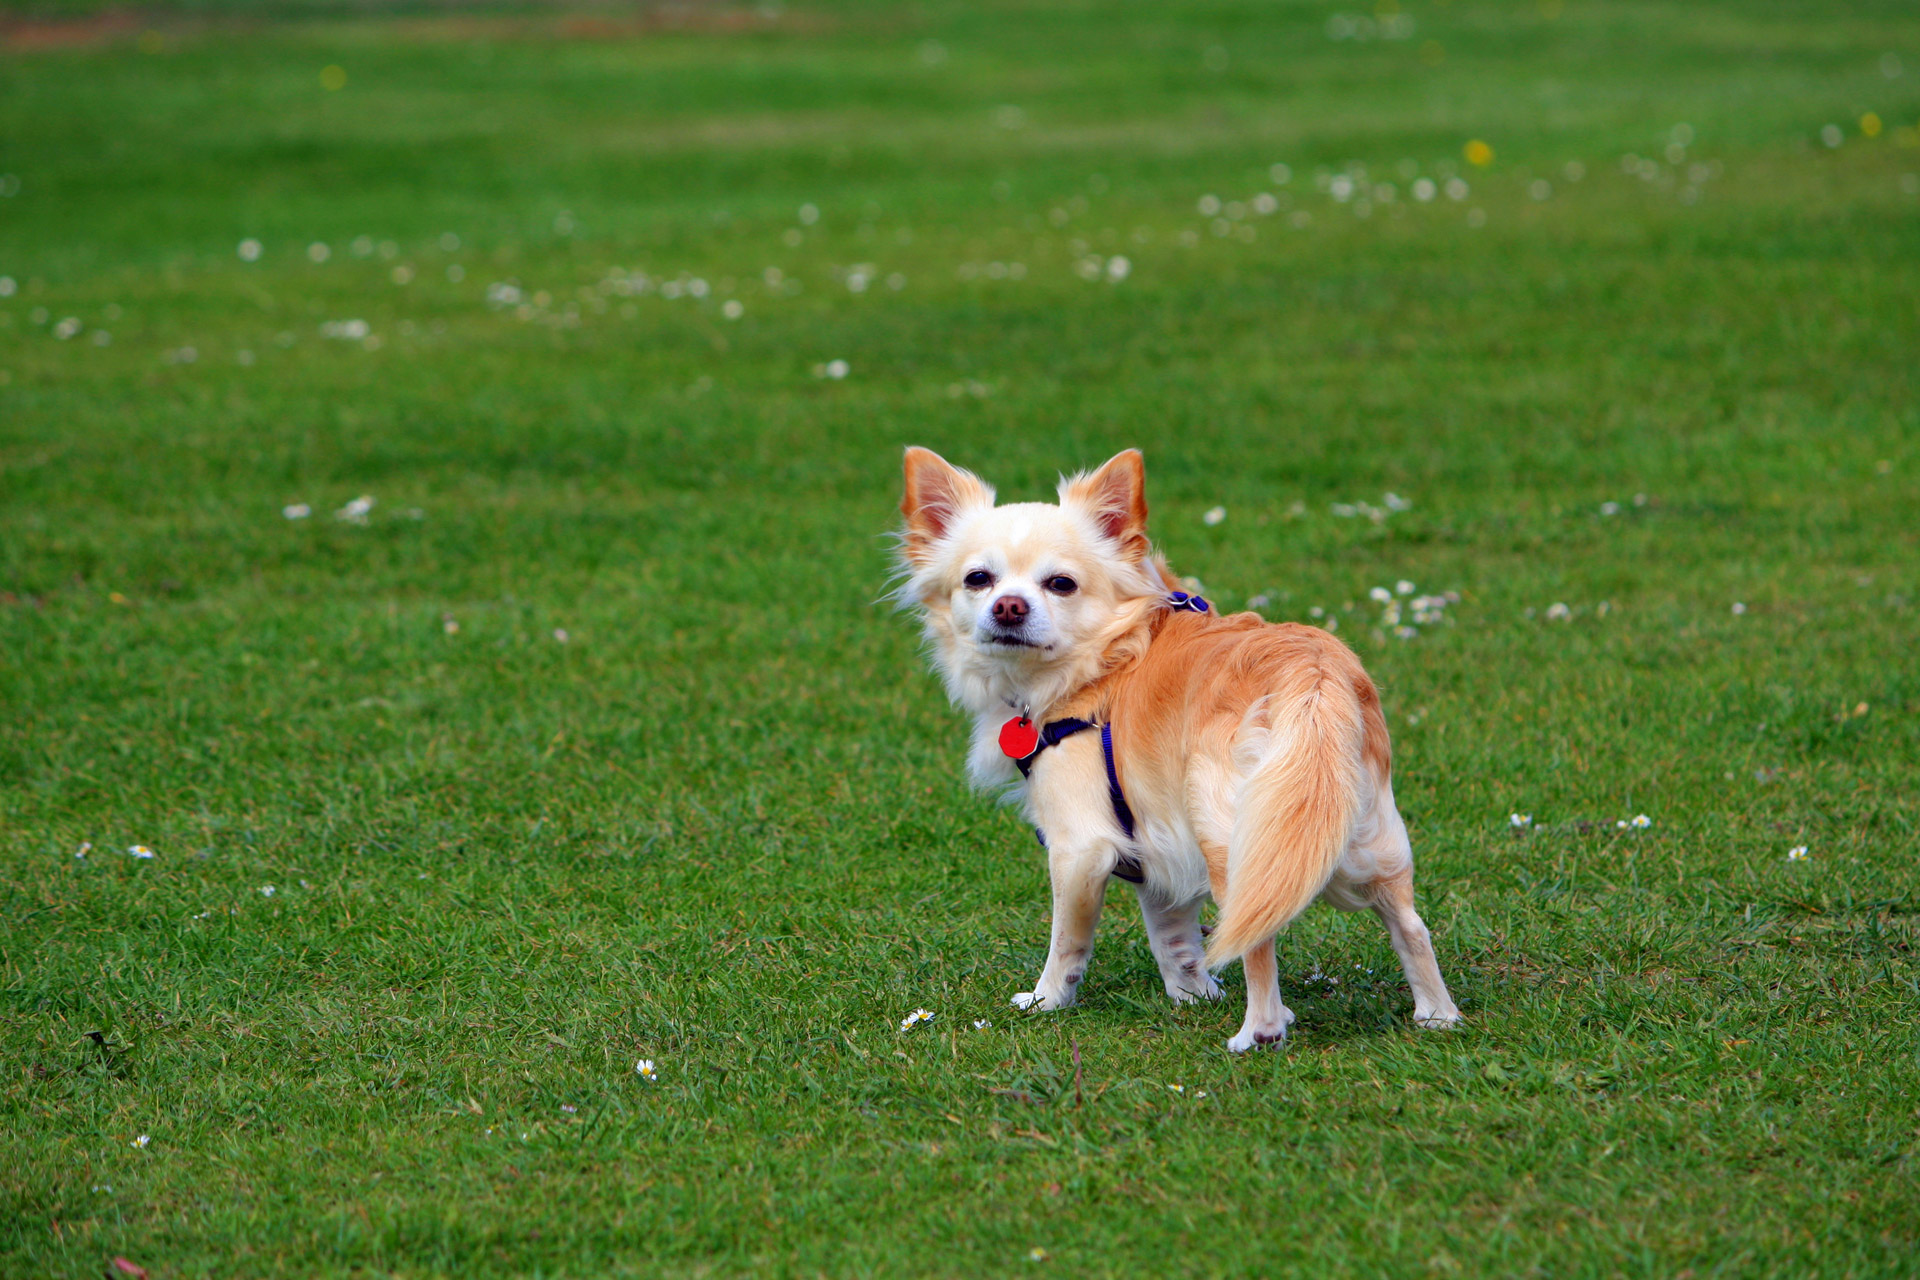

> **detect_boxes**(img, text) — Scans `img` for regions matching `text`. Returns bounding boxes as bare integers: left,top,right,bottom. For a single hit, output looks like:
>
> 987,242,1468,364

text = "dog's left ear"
1060,449,1149,560
901,446,995,565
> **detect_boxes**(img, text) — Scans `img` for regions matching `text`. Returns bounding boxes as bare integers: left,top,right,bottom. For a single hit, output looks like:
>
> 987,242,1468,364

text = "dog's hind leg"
1369,868,1461,1029
1225,937,1295,1052
1136,890,1222,1004
1339,779,1461,1030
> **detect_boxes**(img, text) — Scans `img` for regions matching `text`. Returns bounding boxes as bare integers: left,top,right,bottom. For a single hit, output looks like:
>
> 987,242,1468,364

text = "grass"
3,0,1918,1275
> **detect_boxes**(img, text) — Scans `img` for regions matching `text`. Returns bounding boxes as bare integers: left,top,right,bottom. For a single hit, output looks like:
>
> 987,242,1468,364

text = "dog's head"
895,447,1167,713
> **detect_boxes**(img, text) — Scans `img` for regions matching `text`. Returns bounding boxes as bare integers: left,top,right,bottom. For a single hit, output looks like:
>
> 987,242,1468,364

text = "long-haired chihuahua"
894,447,1461,1050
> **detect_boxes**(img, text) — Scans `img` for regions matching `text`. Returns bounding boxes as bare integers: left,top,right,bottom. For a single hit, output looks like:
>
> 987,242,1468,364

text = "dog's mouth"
981,631,1051,651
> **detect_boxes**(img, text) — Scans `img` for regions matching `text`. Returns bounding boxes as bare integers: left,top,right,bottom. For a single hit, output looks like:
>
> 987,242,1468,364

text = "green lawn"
3,1,1918,1275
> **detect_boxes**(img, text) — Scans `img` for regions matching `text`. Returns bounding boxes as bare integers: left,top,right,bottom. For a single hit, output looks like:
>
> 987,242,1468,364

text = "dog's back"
1104,611,1394,963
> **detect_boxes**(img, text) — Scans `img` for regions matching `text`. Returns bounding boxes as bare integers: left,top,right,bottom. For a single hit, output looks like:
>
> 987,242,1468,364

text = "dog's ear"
1060,449,1149,560
901,447,994,563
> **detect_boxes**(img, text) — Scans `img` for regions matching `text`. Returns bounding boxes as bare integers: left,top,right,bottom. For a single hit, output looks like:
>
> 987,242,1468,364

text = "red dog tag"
999,716,1040,760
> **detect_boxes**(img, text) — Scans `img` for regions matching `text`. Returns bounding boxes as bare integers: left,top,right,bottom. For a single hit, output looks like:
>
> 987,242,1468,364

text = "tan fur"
1093,614,1385,966
896,447,1461,1048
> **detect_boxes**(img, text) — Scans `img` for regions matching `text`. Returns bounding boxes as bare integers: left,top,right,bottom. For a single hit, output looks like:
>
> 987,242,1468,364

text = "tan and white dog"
895,447,1461,1050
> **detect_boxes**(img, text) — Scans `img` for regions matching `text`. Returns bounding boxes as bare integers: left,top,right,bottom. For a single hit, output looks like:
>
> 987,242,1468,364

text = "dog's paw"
1011,990,1073,1012
1226,1006,1296,1053
1413,1008,1462,1030
1165,973,1225,1004
1226,1027,1290,1053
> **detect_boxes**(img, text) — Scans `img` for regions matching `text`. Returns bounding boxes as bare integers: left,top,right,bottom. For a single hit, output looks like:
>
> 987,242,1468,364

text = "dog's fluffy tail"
1203,668,1366,968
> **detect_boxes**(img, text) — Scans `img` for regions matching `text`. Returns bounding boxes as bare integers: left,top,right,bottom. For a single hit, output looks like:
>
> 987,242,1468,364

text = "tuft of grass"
3,1,1917,1275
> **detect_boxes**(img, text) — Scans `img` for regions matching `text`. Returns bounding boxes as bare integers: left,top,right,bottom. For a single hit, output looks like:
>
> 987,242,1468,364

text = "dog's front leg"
1012,839,1111,1012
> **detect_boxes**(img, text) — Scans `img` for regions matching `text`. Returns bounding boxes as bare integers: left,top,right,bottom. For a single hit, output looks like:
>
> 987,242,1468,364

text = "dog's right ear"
1059,448,1149,561
900,447,994,565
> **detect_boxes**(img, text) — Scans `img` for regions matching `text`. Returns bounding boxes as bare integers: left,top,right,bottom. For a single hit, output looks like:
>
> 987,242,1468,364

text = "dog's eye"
1045,576,1078,595
963,570,994,590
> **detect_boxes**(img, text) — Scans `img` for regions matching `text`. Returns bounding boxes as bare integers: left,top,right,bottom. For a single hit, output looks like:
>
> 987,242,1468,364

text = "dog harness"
1000,590,1211,883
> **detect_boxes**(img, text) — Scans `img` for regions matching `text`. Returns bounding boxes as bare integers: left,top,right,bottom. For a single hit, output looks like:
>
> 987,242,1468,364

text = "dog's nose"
991,594,1029,626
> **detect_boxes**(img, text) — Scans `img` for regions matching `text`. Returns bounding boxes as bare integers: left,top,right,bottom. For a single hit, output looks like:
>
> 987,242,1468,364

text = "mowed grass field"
3,0,1919,1274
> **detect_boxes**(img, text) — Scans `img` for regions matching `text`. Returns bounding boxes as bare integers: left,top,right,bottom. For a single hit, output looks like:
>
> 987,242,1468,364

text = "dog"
894,446,1461,1050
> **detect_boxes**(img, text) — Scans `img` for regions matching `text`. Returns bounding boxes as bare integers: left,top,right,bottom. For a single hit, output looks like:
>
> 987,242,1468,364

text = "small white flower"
636,1058,658,1081
1027,1248,1050,1263
1247,594,1271,611
1167,1083,1184,1093
308,242,330,263
1203,506,1226,525
132,1135,150,1149
76,842,92,858
283,503,311,520
128,845,156,859
972,1019,991,1030
1369,586,1393,603
721,299,744,320
552,628,569,643
1731,602,1747,615
1510,813,1532,829
260,884,275,896
1631,814,1651,829
1600,501,1621,516
1546,602,1572,621
1616,819,1629,829
823,359,849,379
899,1008,935,1031
1396,580,1415,595
1786,845,1809,862
238,238,263,262
335,494,374,523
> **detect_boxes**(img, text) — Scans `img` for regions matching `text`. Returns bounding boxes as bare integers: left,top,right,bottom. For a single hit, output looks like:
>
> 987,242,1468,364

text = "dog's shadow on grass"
1076,948,1453,1048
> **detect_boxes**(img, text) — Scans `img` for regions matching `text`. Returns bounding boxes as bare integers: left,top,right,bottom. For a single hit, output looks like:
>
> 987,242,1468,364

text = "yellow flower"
1860,112,1882,138
1464,140,1494,167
